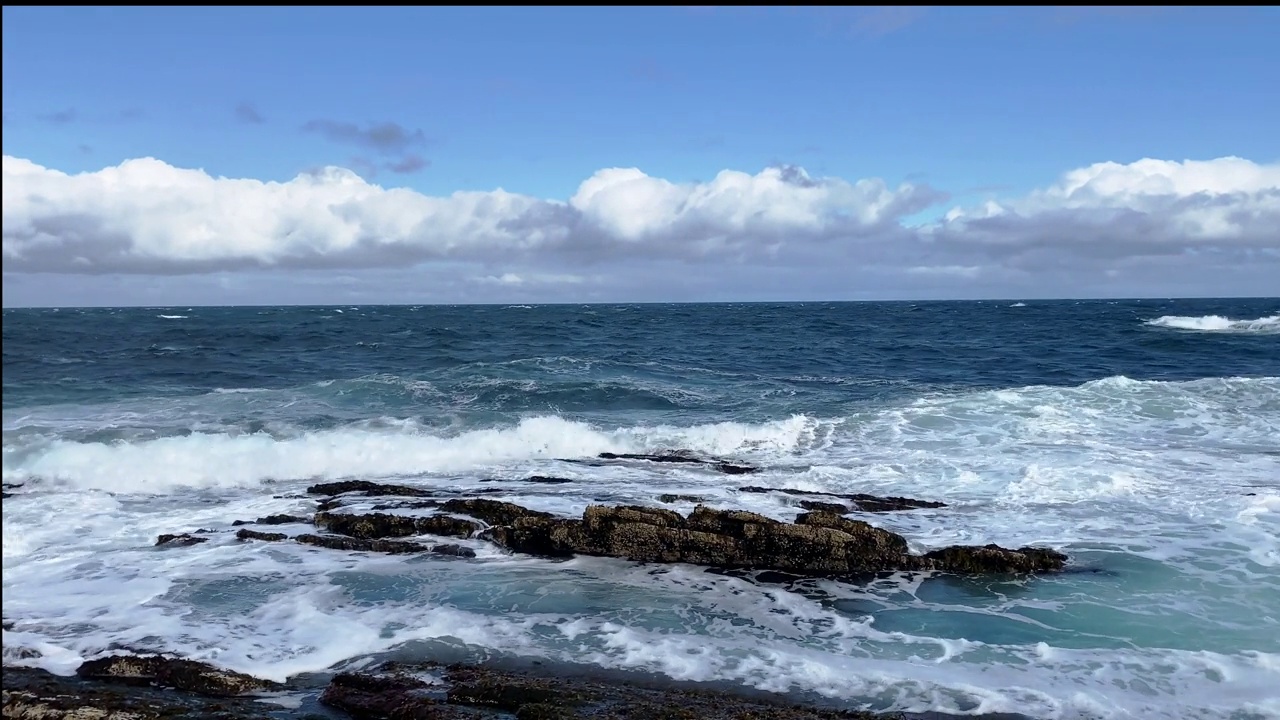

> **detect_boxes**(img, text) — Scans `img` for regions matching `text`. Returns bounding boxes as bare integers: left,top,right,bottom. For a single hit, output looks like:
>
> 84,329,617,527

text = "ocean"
3,298,1278,719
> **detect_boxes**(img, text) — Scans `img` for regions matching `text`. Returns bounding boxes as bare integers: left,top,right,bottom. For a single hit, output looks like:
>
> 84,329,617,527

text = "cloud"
386,153,430,174
38,108,78,124
2,155,1276,292
303,119,430,175
930,157,1280,269
234,102,265,124
303,120,427,156
851,6,926,37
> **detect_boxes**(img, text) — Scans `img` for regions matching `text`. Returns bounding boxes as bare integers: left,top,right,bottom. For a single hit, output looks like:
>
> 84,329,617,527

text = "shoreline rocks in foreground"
2,654,902,719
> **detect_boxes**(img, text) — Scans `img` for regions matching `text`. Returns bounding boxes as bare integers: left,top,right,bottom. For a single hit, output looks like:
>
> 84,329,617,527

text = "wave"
156,314,188,319
1145,314,1279,333
1,414,826,493
1009,302,1027,307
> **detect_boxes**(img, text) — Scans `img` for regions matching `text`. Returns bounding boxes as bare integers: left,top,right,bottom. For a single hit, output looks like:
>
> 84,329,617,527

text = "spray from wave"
1145,314,1279,333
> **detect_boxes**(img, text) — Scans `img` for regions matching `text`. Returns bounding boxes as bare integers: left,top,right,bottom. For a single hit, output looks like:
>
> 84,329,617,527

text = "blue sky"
3,7,1278,306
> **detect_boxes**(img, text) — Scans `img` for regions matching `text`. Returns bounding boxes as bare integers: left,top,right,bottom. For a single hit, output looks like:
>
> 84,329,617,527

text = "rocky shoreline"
4,452,1067,719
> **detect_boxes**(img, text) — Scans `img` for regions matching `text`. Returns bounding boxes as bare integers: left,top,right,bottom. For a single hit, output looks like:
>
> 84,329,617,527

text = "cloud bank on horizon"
4,153,1277,301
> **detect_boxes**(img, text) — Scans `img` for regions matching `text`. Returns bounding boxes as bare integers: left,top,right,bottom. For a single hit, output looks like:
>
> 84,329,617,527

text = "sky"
2,6,1278,307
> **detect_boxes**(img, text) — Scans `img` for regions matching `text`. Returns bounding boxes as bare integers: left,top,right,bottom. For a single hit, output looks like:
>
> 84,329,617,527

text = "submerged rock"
441,498,553,527
75,654,277,697
231,513,308,526
480,475,575,484
234,529,287,542
154,533,207,548
307,479,432,497
596,452,759,474
738,485,947,512
924,544,1068,574
296,533,475,557
314,510,479,539
3,665,274,719
658,493,705,504
322,663,891,720
485,504,1064,576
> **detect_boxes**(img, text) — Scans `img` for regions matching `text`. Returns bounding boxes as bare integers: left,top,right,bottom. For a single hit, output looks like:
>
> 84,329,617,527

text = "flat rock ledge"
163,481,1066,578
2,656,901,719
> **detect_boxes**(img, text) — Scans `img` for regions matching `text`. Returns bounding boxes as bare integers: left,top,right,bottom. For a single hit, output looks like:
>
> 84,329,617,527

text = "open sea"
3,298,1278,719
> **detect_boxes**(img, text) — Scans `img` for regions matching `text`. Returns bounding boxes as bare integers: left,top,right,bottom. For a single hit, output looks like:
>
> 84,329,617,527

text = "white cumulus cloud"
2,155,1277,294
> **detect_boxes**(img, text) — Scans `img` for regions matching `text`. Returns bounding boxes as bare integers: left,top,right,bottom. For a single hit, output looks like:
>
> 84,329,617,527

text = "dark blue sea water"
4,299,1279,719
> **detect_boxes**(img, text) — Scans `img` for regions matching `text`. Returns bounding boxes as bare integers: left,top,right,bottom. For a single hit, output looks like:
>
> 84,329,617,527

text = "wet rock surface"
232,514,308,526
314,511,479,539
321,663,894,720
154,533,207,548
486,504,1064,576
296,533,476,557
308,480,434,498
235,529,288,542
4,659,902,720
594,452,759,475
738,485,947,512
76,654,278,697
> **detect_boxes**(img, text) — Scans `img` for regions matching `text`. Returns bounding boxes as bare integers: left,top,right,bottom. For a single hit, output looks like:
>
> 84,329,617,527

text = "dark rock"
713,462,758,475
231,513,308,526
320,663,892,720
3,665,275,719
154,533,207,548
370,500,443,511
598,451,703,464
317,497,345,511
296,533,434,554
314,511,479,539
596,452,759,475
738,485,946,512
657,494,705,504
798,500,851,514
924,544,1068,574
76,654,276,697
480,475,574,484
235,529,287,542
484,503,1063,576
432,543,478,558
441,498,553,527
307,479,432,497
318,672,441,718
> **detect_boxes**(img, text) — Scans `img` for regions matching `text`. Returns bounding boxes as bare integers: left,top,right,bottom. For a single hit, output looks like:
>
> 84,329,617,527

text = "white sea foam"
1145,314,1280,333
1009,302,1027,307
157,314,188,319
4,375,1279,719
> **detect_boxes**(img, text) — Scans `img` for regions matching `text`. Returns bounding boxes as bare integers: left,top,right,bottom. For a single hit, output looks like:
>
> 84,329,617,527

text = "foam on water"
1145,314,1280,333
4,370,1280,719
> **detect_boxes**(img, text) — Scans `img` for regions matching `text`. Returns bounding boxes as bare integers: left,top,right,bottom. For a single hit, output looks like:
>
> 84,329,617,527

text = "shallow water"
4,299,1279,719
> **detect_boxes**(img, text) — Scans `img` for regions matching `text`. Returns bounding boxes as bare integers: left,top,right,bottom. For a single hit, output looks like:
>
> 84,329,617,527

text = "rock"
314,511,479,539
480,476,574,484
484,503,1064,576
154,534,207,548
657,494,705,504
738,486,946,512
231,513,308,526
441,499,553,526
431,543,478,558
306,480,432,497
76,654,276,697
298,533,437,555
798,500,850,514
3,665,274,719
319,672,438,718
316,497,345,511
923,544,1068,574
235,529,286,542
320,663,891,720
597,452,758,475
370,500,442,511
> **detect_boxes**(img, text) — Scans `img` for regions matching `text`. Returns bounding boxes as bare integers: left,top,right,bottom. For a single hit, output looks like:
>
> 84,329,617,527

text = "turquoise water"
3,299,1279,718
